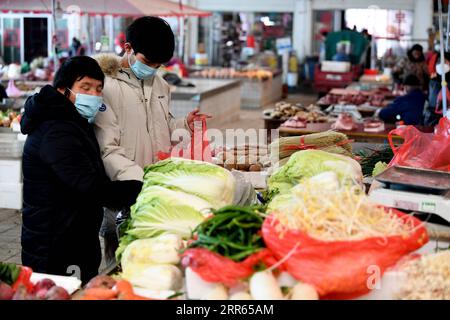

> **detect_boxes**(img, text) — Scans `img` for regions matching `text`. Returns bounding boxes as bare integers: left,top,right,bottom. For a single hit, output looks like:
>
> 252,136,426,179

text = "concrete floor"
0,92,318,268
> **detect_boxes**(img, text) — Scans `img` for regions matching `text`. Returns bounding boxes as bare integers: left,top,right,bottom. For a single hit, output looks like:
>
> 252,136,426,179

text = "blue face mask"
68,88,103,123
128,52,158,80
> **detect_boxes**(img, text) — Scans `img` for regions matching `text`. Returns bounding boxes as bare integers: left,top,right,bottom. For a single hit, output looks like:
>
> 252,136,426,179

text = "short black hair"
53,56,104,90
403,74,421,87
411,44,423,52
126,16,175,64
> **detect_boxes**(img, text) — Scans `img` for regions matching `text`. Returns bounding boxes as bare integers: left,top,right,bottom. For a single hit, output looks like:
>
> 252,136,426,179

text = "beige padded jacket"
94,54,190,182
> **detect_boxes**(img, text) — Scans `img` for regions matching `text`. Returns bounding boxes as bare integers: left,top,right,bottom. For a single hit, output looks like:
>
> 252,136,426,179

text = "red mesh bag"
181,248,278,288
262,209,428,299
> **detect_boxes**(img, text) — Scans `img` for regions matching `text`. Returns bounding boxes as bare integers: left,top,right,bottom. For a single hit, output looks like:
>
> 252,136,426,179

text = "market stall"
0,132,24,210
189,68,283,109
1,131,449,299
170,78,242,128
277,122,434,143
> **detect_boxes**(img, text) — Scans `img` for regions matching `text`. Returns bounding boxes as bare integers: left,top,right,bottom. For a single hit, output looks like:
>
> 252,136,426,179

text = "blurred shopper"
332,43,351,62
378,74,426,125
70,37,81,57
425,51,450,126
20,56,142,283
0,82,7,101
94,17,202,268
393,44,429,89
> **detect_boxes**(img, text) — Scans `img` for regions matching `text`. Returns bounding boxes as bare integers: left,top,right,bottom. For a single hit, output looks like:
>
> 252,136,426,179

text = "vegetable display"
267,150,362,196
397,251,450,300
357,146,394,177
120,234,184,293
143,158,235,209
0,263,70,300
270,131,353,168
269,181,416,241
187,205,266,262
117,158,236,260
264,102,328,122
214,144,270,172
191,68,273,81
0,110,19,128
262,176,428,298
73,275,154,300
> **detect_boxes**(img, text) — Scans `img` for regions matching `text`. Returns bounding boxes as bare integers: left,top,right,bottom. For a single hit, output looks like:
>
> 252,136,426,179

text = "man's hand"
186,108,212,131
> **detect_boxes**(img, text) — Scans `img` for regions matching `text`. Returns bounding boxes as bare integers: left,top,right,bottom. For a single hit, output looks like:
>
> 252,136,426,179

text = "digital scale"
369,166,450,223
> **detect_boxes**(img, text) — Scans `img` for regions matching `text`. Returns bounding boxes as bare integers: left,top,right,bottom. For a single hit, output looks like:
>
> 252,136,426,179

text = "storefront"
190,0,433,62
0,11,136,65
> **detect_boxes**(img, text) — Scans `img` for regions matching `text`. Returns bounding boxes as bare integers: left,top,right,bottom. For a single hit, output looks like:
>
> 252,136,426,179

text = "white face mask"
436,63,450,75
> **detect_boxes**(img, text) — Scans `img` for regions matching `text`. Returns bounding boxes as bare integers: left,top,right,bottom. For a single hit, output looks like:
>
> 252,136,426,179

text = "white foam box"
0,182,23,209
0,159,22,183
321,61,351,73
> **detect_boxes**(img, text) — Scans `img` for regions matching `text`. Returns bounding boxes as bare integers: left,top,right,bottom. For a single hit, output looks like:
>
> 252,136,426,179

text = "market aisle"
0,209,21,264
0,208,107,272
213,93,317,131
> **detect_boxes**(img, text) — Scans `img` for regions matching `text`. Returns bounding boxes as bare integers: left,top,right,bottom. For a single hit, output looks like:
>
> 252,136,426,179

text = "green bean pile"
188,205,266,262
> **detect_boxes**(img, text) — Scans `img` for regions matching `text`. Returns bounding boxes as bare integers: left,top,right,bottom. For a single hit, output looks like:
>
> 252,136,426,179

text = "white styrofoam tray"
30,273,82,295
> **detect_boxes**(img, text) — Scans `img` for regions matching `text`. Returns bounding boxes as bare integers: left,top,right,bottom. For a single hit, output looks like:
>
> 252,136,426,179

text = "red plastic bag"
157,115,212,162
262,210,428,299
181,248,278,288
388,117,450,171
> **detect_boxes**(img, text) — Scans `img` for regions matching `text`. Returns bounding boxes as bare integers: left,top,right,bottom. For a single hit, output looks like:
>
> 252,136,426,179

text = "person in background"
332,43,350,62
20,56,142,283
0,82,7,101
318,30,328,63
392,44,429,90
378,74,426,125
361,29,372,69
70,37,81,57
381,48,398,69
94,17,202,268
425,51,450,126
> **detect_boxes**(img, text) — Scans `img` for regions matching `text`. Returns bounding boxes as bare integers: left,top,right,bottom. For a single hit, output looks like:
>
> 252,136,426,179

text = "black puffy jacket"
20,85,142,283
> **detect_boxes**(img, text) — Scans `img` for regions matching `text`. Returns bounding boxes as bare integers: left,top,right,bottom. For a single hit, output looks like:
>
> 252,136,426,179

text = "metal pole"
446,5,450,51
438,0,448,117
52,0,59,71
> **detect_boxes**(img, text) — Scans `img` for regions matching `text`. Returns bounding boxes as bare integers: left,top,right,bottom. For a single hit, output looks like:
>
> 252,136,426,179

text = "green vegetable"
116,186,206,260
121,234,182,272
117,159,236,261
187,205,266,262
0,262,21,286
372,161,388,177
143,158,236,209
357,146,394,177
268,150,362,196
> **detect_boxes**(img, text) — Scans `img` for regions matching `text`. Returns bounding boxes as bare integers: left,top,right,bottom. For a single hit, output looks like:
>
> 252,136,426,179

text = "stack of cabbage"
267,149,363,197
117,158,236,296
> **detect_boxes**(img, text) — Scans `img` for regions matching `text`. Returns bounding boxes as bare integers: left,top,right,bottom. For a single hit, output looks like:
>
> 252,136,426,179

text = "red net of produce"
388,117,450,171
262,210,428,299
181,248,278,287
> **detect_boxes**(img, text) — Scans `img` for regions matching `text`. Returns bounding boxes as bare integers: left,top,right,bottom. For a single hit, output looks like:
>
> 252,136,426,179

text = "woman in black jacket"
20,56,142,283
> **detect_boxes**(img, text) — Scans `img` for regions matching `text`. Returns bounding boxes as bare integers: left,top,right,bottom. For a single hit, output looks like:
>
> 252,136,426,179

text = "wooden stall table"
278,122,434,144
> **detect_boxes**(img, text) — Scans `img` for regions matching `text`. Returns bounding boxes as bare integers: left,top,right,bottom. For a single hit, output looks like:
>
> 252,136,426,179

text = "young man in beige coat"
94,17,199,267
